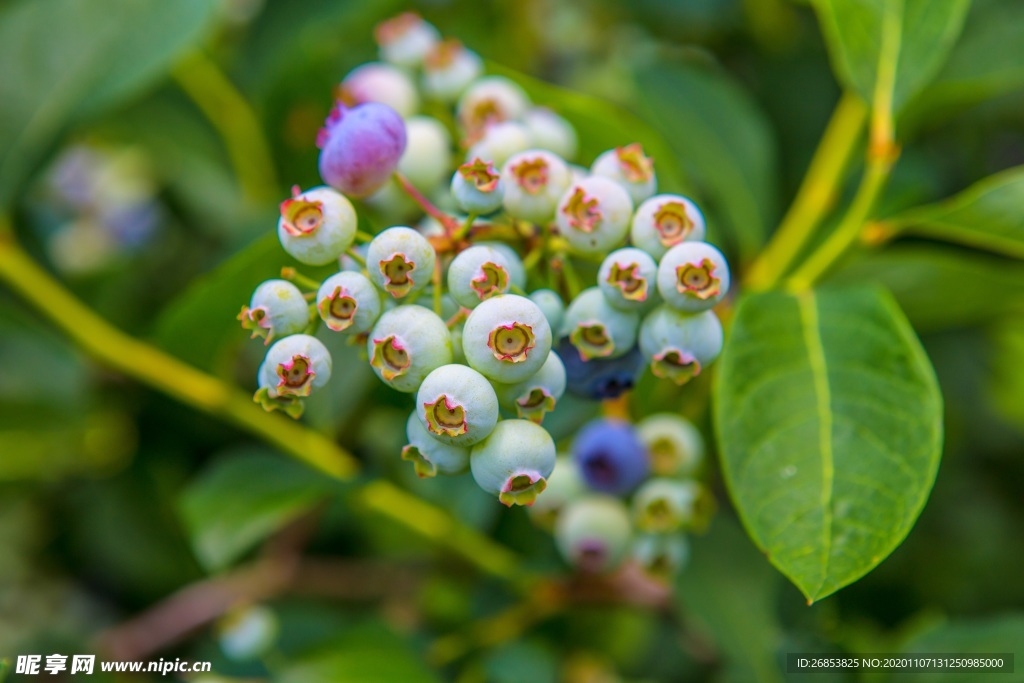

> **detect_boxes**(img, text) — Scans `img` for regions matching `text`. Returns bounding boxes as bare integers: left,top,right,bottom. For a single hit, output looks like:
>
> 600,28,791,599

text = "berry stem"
393,171,461,235
354,229,375,244
453,213,477,241
744,92,867,290
433,258,444,316
0,223,357,479
281,266,322,291
558,253,584,299
345,247,366,267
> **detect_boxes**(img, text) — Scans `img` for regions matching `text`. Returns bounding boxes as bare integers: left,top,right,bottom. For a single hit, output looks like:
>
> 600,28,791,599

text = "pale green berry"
477,241,526,289
597,247,659,311
527,455,585,528
376,12,440,68
470,419,556,506
367,305,452,392
636,413,705,477
630,534,690,579
529,288,566,333
402,410,470,477
417,363,499,447
562,287,640,361
457,76,531,136
556,176,634,256
239,279,309,344
447,245,512,309
278,186,357,266
500,150,572,224
367,226,436,299
422,39,482,101
463,294,552,383
555,495,632,572
399,116,452,191
467,121,533,168
655,241,730,312
493,351,566,424
523,107,578,161
638,306,723,385
631,194,706,259
340,62,419,118
590,143,657,204
316,271,383,334
451,158,504,215
262,334,332,398
632,478,702,533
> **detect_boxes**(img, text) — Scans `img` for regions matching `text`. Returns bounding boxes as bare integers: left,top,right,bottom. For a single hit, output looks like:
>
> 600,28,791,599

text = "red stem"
392,172,460,236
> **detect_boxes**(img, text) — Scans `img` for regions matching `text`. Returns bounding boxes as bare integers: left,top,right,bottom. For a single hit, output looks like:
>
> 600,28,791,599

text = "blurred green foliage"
1,0,1023,681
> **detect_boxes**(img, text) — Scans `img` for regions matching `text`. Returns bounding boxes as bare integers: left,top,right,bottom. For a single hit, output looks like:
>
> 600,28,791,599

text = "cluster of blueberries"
239,13,726,576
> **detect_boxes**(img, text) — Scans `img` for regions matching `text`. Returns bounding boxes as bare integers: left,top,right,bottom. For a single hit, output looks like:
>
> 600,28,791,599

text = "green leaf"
891,614,1024,682
812,0,970,114
487,63,688,194
828,245,1024,331
633,61,779,264
0,0,217,206
714,286,943,602
883,166,1024,259
676,516,785,683
279,622,441,683
178,448,339,571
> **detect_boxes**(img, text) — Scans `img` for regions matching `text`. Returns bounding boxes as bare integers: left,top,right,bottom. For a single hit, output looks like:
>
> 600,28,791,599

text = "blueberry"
636,413,705,477
239,279,309,344
316,271,383,334
462,294,552,383
340,62,419,118
590,143,657,205
423,39,483,101
366,226,436,299
318,102,407,198
277,186,358,266
572,418,649,495
451,158,505,215
631,194,706,260
470,419,556,506
367,305,452,393
375,12,440,68
562,287,640,361
556,176,634,256
500,150,572,224
557,337,644,400
402,410,470,477
655,241,730,313
555,495,632,572
493,350,567,424
638,306,723,386
416,363,499,447
447,244,512,308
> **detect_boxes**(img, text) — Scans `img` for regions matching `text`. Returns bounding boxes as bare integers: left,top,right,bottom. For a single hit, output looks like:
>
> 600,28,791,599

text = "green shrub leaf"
883,166,1024,259
179,448,340,571
714,286,942,602
813,0,969,115
0,0,217,205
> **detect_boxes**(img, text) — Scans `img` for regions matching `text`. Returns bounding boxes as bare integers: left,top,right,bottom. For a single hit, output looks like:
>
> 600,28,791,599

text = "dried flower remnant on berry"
562,187,602,232
676,258,720,300
488,322,535,362
371,336,411,380
615,143,654,183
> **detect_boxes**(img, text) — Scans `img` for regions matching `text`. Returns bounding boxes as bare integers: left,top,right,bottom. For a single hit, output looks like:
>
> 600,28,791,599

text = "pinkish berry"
318,102,407,198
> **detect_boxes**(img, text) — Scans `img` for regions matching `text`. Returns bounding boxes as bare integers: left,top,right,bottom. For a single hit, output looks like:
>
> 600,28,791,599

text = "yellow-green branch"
0,226,357,479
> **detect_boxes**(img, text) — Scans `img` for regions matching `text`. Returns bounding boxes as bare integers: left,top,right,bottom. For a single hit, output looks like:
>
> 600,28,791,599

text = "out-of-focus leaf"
989,315,1024,431
279,621,440,683
812,0,969,114
828,245,1024,331
0,0,217,205
178,448,340,571
891,614,1024,682
676,516,785,683
883,166,1024,259
714,286,942,602
633,61,779,264
488,63,689,193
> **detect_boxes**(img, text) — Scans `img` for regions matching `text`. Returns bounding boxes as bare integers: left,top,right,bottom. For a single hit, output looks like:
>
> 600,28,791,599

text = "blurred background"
2,0,1023,680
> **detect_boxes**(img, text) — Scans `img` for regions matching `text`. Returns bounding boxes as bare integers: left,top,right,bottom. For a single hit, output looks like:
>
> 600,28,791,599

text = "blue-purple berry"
557,337,644,400
318,103,407,198
572,418,650,495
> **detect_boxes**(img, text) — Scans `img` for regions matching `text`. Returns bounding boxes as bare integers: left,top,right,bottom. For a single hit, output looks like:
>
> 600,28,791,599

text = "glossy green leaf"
828,245,1024,331
714,286,943,602
891,614,1024,682
0,0,217,205
883,166,1024,258
178,448,339,571
813,0,969,114
633,62,779,263
676,516,785,683
279,622,440,683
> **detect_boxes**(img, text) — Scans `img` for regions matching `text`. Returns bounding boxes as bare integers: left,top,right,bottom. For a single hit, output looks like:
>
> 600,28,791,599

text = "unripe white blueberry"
655,241,730,312
528,289,566,334
632,478,702,533
470,419,556,506
463,294,552,383
556,176,634,256
340,62,419,118
476,241,526,290
422,39,483,101
493,350,566,424
555,495,632,572
590,143,657,204
527,455,585,528
240,279,309,344
277,186,357,266
402,411,470,477
451,158,505,215
631,534,690,579
457,76,531,137
466,121,532,169
366,226,436,299
375,12,440,68
636,413,705,477
597,247,659,311
562,287,640,361
638,306,723,385
262,334,332,398
447,245,512,309
367,305,452,392
398,116,452,191
316,271,382,334
631,194,706,259
417,364,499,447
500,150,572,224
523,108,578,161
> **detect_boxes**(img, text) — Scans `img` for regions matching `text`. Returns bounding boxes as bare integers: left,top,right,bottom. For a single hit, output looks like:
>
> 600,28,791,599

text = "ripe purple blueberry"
318,102,407,198
557,337,645,400
572,418,650,495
